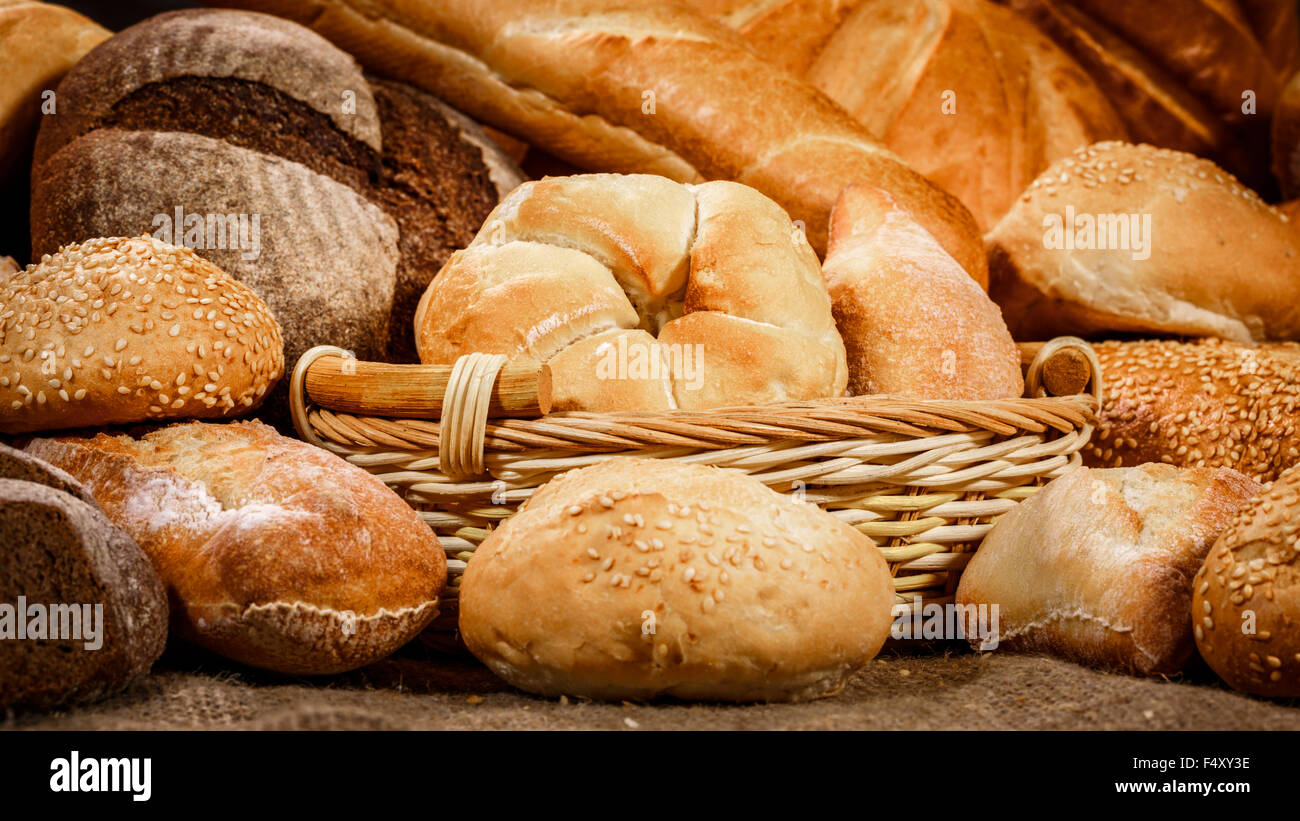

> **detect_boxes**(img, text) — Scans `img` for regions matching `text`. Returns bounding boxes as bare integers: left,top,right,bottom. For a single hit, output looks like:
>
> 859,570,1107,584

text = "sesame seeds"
0,235,284,428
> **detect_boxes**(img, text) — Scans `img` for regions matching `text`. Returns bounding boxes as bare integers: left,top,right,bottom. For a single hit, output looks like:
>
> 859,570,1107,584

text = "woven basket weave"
290,338,1102,648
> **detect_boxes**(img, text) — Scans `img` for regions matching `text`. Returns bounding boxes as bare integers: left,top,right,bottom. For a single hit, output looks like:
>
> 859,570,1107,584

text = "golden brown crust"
417,174,847,411
0,236,284,435
206,0,987,276
24,421,445,675
988,142,1300,343
957,464,1260,675
792,0,1126,232
1085,338,1300,483
459,458,894,702
0,1,109,182
1194,463,1300,697
823,183,1022,399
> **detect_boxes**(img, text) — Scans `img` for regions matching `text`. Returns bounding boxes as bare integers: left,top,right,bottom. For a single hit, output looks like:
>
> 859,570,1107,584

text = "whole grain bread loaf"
0,462,168,711
30,8,519,365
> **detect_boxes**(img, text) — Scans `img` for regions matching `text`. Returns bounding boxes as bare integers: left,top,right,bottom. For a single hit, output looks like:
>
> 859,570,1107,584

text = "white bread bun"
459,458,894,702
988,141,1300,343
0,236,284,434
419,174,847,411
823,183,1022,399
1193,462,1300,697
956,463,1261,675
25,421,446,675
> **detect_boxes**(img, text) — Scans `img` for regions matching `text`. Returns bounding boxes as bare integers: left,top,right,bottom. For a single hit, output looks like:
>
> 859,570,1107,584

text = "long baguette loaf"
203,0,987,280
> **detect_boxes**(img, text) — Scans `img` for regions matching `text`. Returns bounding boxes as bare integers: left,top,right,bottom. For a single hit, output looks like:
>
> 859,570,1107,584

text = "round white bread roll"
1193,462,1300,697
0,235,284,434
459,458,894,702
988,141,1300,343
416,173,848,411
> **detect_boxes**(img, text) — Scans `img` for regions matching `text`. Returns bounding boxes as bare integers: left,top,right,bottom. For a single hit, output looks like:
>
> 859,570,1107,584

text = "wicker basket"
289,337,1102,648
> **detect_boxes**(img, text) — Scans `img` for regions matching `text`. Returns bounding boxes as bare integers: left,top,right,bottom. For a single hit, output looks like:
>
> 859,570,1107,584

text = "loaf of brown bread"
1085,338,1300,484
0,447,168,711
26,421,446,675
204,0,988,281
31,8,519,363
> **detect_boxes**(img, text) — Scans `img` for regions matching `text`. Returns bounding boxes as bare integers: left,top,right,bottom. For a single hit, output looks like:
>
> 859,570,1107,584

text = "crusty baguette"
957,463,1261,675
25,421,446,675
691,0,1127,232
822,183,1022,398
0,236,284,435
1085,338,1300,483
202,0,988,279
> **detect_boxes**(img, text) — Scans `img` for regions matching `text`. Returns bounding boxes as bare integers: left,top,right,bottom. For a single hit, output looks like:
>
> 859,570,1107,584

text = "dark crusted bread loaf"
0,469,168,711
31,8,519,364
31,130,397,370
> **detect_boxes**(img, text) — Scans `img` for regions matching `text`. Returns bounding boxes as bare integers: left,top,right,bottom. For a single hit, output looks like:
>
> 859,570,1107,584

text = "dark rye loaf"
0,455,168,711
31,128,399,370
31,8,519,364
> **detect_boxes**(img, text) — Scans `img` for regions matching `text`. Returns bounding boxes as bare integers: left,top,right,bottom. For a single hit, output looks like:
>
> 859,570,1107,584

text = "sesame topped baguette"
0,236,285,434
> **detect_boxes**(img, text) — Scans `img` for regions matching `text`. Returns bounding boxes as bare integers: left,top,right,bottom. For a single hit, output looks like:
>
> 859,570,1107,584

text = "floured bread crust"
26,420,445,674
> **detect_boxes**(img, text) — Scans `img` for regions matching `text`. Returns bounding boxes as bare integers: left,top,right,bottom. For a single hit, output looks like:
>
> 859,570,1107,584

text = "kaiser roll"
459,458,894,702
0,235,284,435
418,174,848,411
25,420,446,675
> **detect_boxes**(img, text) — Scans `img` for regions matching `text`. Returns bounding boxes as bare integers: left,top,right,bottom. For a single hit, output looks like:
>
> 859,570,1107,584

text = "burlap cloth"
9,642,1300,730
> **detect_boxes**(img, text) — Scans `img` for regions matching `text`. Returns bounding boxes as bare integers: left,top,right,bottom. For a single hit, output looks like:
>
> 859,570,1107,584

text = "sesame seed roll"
0,235,284,434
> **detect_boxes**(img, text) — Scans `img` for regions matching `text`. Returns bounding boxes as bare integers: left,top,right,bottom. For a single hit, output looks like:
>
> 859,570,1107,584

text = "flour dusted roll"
956,463,1261,675
419,174,848,411
822,183,1022,399
25,421,445,675
0,236,284,435
459,458,894,702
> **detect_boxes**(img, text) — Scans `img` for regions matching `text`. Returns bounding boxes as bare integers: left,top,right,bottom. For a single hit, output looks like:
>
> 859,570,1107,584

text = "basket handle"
288,338,1104,429
1021,337,1104,405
